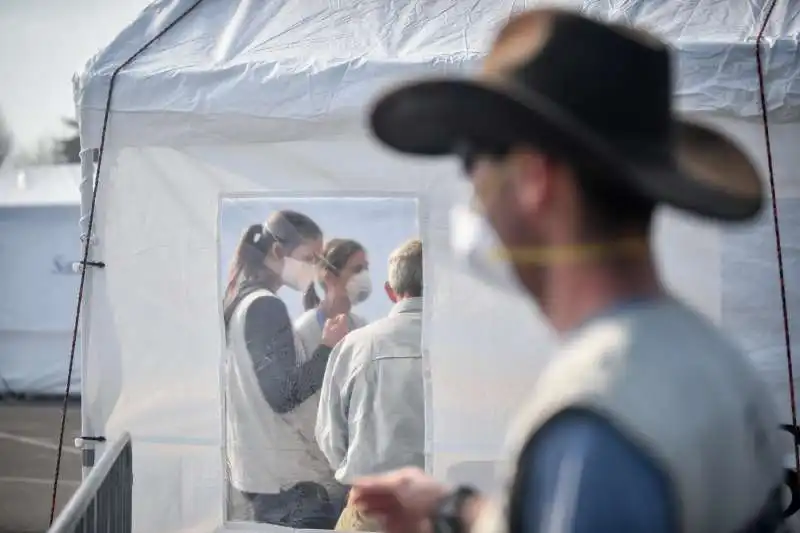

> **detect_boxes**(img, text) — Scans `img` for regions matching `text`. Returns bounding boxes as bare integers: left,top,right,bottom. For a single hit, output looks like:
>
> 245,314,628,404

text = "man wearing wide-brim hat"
350,8,787,533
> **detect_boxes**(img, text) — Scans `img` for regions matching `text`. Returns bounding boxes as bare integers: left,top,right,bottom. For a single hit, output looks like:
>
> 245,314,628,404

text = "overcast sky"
0,0,149,150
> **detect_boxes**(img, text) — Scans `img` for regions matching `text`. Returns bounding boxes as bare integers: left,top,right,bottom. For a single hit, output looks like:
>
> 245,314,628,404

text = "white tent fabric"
0,164,82,396
75,1,800,532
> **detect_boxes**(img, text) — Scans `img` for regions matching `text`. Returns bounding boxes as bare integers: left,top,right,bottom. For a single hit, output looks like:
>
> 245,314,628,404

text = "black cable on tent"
754,0,800,518
48,0,208,525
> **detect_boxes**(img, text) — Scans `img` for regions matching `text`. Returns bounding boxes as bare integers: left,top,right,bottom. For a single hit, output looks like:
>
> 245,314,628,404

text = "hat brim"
370,78,764,222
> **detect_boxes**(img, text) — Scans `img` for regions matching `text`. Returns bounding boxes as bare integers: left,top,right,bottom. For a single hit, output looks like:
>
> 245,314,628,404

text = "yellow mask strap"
490,236,648,265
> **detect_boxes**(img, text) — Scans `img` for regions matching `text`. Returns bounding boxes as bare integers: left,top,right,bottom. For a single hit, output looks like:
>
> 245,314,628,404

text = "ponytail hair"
223,223,276,328
302,283,321,311
301,238,365,312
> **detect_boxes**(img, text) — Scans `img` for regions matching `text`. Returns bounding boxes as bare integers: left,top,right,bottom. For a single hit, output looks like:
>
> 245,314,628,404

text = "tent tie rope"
754,0,799,517
77,436,107,443
48,0,208,525
78,260,106,269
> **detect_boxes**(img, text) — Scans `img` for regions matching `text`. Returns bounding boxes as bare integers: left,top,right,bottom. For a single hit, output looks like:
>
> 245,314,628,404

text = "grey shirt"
315,297,425,483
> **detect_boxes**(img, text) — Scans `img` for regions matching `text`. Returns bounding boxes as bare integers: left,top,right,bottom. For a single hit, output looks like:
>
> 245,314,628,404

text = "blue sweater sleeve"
517,410,676,533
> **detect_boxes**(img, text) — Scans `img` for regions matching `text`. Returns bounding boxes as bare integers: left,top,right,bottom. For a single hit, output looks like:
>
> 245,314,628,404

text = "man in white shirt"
316,238,425,531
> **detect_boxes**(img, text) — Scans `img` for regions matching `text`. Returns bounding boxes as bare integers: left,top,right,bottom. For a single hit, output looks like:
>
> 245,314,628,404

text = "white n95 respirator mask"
449,203,522,293
346,270,373,306
281,258,317,292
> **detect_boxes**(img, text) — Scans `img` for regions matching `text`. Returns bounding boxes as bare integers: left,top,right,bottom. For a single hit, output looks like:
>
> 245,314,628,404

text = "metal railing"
48,432,133,533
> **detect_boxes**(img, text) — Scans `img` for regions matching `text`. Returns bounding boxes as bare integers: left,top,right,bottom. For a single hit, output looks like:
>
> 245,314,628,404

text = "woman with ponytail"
294,238,372,359
223,210,349,528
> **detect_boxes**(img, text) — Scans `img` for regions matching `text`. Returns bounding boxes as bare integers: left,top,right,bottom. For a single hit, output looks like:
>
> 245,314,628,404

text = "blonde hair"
388,239,423,297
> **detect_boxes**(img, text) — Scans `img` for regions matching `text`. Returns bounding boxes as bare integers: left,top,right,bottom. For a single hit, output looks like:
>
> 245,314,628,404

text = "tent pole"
77,147,100,478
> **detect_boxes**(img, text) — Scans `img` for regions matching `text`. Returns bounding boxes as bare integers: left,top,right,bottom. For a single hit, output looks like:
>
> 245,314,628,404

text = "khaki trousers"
335,495,382,532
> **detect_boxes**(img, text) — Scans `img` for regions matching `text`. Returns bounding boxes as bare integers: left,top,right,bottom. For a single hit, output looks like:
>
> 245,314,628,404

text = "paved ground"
0,400,81,533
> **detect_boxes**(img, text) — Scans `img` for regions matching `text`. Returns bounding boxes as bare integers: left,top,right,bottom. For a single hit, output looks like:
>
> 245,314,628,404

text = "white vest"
475,298,785,533
224,289,336,494
294,308,368,362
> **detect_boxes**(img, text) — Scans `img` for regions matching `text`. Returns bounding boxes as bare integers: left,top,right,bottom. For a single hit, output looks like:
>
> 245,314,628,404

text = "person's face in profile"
272,236,324,292
327,249,369,290
289,237,324,265
265,236,323,273
468,147,554,302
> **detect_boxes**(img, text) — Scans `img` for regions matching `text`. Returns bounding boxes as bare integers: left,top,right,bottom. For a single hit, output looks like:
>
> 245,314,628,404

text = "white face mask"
345,270,373,306
281,257,317,292
449,203,523,293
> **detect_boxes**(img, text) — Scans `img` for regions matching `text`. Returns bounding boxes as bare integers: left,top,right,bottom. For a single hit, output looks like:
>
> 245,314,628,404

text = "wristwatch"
431,485,479,533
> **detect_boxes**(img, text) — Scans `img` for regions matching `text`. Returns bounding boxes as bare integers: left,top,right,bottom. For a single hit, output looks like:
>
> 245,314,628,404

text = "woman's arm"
244,294,332,414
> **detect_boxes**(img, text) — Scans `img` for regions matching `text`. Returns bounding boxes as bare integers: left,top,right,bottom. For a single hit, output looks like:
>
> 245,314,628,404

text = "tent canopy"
75,0,800,149
75,2,800,533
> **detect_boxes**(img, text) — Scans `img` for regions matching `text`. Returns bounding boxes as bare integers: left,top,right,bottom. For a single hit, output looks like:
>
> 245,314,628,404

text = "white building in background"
0,163,82,397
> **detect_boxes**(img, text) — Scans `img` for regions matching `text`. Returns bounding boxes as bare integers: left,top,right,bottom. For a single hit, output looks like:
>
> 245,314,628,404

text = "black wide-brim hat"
370,9,763,222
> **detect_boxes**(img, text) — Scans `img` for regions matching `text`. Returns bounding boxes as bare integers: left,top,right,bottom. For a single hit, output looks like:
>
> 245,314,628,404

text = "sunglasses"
455,142,514,214
455,141,512,176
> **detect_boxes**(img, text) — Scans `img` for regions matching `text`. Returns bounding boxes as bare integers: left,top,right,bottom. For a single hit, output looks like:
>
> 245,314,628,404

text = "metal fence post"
48,432,133,533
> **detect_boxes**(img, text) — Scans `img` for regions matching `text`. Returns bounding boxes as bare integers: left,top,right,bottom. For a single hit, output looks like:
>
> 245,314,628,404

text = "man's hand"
350,467,450,533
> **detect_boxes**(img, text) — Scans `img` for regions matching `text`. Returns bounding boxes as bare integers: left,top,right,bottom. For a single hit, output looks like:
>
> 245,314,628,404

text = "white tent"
74,1,800,531
0,164,82,397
